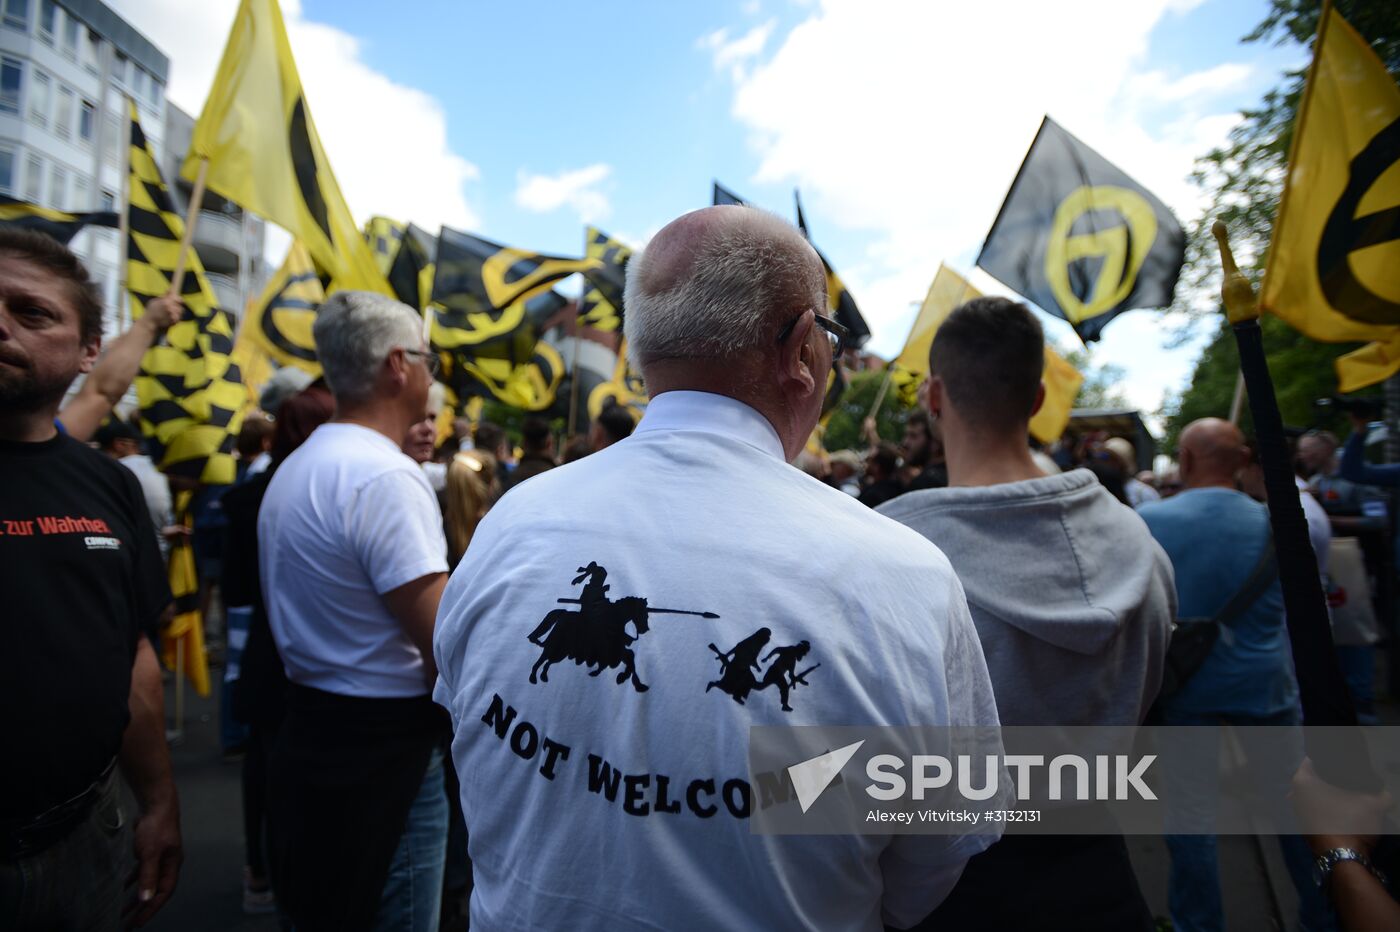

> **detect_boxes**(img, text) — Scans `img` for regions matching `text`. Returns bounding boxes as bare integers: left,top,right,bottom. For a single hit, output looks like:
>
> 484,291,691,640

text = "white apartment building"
0,0,265,345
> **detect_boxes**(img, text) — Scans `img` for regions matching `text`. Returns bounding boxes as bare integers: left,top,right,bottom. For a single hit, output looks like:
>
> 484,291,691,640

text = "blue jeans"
1334,645,1377,724
1159,707,1333,932
373,748,448,932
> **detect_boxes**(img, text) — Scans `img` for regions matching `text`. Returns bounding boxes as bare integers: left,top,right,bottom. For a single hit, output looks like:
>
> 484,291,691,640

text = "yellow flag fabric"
578,227,632,333
229,327,275,411
1260,6,1400,392
127,101,243,485
587,338,648,421
163,492,211,698
889,263,1081,441
245,240,326,375
1030,345,1084,444
182,0,389,295
364,216,405,278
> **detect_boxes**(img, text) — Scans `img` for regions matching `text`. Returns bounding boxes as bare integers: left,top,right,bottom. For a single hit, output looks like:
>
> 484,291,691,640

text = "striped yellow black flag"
127,100,244,485
244,240,326,376
364,215,405,278
1259,6,1400,392
0,196,118,243
163,491,210,697
578,226,632,333
387,223,435,312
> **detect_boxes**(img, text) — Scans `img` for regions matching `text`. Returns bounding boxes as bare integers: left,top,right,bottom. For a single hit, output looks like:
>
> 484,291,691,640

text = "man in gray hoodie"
879,296,1175,931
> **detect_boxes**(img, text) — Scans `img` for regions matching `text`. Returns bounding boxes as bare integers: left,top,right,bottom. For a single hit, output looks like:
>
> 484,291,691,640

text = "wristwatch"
1314,847,1389,892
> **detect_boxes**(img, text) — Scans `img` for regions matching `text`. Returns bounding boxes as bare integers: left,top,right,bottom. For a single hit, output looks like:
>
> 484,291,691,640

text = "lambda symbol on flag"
1044,185,1159,326
1319,116,1400,326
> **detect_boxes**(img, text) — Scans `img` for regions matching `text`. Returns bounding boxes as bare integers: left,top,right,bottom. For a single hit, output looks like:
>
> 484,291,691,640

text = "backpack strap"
1210,536,1278,646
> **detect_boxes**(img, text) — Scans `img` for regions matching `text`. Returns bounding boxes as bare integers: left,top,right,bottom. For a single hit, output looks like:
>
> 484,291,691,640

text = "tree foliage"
1062,348,1130,410
1172,0,1400,320
1163,0,1398,453
823,369,913,451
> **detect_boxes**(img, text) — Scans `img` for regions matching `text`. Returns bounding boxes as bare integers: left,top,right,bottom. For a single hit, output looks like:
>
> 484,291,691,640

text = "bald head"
1178,417,1248,489
623,205,825,367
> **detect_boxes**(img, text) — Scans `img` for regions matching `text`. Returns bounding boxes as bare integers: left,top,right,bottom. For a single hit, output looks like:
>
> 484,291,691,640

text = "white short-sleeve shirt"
260,422,448,698
433,391,1000,930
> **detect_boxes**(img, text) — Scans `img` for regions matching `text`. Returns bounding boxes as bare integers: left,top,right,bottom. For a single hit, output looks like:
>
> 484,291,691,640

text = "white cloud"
711,0,1255,412
697,20,778,82
514,164,613,223
108,0,480,235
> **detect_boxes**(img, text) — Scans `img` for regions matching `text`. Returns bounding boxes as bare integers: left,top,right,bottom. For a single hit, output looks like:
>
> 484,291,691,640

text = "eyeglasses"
777,311,848,360
404,348,441,378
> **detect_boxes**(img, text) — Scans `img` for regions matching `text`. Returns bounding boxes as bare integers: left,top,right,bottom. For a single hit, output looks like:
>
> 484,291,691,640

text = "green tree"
823,369,913,451
1172,0,1399,319
1062,348,1130,410
1160,316,1375,454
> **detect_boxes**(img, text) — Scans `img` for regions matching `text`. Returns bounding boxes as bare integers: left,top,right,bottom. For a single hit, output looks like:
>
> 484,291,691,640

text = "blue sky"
116,0,1309,421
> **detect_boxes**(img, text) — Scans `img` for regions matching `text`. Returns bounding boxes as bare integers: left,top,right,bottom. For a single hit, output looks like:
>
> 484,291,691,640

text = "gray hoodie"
879,469,1175,726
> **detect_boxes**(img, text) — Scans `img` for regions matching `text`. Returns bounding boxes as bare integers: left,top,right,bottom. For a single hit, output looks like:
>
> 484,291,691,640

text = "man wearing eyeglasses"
259,291,450,931
434,206,1001,929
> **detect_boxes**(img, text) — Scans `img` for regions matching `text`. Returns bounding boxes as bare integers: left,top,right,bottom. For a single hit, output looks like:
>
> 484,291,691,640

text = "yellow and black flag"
976,116,1185,343
588,337,648,422
794,189,871,349
429,226,599,347
126,101,243,485
386,223,435,312
183,0,390,296
0,197,118,243
364,215,405,278
1260,5,1400,392
578,226,632,332
244,240,326,376
429,226,595,409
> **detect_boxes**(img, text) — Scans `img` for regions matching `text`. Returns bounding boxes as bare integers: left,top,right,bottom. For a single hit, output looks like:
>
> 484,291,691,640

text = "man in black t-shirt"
0,230,181,930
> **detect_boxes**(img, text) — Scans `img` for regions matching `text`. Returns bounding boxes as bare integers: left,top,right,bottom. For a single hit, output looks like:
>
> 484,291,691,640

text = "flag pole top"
1212,220,1259,326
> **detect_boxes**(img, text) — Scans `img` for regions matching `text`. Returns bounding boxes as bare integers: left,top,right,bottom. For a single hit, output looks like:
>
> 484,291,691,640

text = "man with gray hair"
434,206,1001,929
259,291,450,931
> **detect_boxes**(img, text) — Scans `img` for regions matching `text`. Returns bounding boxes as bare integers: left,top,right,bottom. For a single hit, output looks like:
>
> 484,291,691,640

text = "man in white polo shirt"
433,206,1001,930
259,291,450,932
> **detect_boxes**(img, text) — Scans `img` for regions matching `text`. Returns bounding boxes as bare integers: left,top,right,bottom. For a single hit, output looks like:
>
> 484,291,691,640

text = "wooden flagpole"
166,157,209,299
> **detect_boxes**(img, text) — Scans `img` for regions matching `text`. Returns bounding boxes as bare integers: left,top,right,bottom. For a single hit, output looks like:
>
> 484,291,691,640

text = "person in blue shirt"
1138,418,1328,932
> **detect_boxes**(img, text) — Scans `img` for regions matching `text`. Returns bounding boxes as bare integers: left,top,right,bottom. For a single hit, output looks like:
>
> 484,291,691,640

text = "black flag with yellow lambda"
578,226,632,333
976,116,1184,342
1260,5,1400,392
126,101,244,485
0,197,117,243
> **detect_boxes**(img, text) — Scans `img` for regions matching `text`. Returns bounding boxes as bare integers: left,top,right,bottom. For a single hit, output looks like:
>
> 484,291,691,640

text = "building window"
49,163,65,208
112,52,126,86
61,12,76,60
24,152,41,201
150,79,161,107
37,0,53,43
0,57,21,115
0,147,13,195
2,0,27,32
28,69,48,127
72,173,87,211
78,99,94,142
81,29,98,75
54,85,72,139
100,188,114,212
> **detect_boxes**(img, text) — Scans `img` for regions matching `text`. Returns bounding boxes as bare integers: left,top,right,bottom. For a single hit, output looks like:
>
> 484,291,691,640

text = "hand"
862,416,879,444
1291,757,1392,857
160,525,192,542
141,295,184,334
123,799,182,928
1349,412,1371,434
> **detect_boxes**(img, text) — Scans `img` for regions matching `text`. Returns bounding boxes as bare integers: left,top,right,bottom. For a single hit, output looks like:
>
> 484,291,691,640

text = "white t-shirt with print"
434,391,1001,931
260,422,448,698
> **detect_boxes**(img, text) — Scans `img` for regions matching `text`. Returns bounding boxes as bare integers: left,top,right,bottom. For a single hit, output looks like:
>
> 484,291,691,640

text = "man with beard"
0,230,180,929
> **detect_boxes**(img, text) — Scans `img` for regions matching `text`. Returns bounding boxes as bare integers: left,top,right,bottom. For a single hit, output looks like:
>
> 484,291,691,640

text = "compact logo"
1318,116,1400,325
1044,185,1159,324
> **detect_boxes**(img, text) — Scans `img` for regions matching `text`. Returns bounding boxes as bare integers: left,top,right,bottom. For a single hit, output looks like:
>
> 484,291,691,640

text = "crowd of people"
2,207,1397,932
